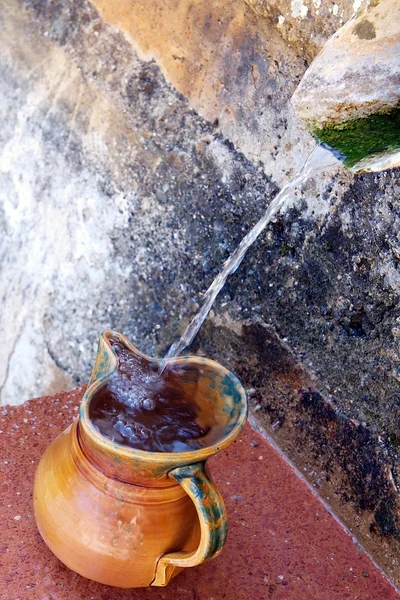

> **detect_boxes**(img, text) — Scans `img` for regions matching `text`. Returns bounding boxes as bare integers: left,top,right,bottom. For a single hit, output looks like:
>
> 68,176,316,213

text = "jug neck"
78,403,228,488
77,418,177,488
70,422,188,506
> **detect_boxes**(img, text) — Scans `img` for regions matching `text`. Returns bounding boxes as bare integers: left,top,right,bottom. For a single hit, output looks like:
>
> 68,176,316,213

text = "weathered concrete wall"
1,0,400,585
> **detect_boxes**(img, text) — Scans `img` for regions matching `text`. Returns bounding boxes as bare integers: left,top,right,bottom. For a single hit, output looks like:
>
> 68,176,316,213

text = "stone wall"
1,0,400,585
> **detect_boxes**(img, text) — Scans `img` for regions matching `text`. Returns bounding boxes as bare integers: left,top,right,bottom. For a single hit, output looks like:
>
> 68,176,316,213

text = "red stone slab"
1,387,398,600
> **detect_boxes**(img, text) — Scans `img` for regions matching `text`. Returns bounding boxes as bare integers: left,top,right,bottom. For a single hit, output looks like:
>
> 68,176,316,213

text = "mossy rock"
312,107,400,168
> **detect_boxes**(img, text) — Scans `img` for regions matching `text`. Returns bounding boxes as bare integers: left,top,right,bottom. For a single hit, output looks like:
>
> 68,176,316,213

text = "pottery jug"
33,331,247,588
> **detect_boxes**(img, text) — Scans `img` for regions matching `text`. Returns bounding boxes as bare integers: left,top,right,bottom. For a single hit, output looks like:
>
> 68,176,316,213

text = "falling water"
160,145,341,369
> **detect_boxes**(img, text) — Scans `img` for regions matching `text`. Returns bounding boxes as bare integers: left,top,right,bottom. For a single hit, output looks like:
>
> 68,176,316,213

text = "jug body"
34,421,200,587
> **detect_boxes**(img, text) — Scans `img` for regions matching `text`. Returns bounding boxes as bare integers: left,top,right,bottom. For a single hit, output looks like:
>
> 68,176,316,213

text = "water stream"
94,145,341,439
160,145,341,370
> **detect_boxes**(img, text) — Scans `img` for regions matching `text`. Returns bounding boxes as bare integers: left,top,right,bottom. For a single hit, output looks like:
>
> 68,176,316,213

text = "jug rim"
79,331,248,470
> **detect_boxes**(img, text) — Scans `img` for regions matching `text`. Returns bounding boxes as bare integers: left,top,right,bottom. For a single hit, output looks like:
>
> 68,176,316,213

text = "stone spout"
292,0,400,173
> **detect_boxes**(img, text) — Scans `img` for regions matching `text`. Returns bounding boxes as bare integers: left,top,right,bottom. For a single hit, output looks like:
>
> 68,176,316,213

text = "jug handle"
152,461,228,586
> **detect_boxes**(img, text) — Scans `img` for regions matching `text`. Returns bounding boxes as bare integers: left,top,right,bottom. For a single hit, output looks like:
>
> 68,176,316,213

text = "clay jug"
33,331,247,588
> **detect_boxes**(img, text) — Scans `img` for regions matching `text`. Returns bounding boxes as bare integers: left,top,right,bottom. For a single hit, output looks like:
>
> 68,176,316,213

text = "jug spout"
291,0,400,173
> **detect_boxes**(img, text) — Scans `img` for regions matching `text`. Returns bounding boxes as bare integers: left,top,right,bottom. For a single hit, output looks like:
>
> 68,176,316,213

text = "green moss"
312,107,400,168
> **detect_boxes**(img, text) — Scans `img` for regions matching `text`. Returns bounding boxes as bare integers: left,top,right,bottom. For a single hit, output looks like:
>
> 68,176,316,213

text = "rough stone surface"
242,0,362,61
193,317,400,584
1,0,400,584
0,0,349,403
91,0,317,187
292,0,400,127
